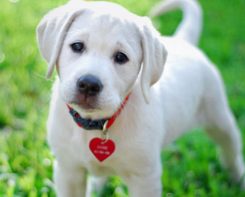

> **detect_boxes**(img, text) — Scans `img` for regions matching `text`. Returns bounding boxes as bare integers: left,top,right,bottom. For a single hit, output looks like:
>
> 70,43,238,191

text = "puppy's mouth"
67,94,113,120
70,94,100,111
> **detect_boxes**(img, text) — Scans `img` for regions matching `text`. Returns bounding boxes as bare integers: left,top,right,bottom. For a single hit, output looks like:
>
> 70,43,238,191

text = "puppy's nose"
76,75,103,96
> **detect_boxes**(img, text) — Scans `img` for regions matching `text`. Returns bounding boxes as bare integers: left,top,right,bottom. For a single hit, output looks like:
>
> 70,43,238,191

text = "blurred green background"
0,0,245,196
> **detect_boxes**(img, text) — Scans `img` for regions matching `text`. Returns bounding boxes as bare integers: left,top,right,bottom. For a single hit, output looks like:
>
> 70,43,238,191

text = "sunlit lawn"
0,0,245,196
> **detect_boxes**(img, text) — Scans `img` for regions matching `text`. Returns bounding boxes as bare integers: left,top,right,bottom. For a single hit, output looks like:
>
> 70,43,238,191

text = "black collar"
67,94,130,131
68,106,107,130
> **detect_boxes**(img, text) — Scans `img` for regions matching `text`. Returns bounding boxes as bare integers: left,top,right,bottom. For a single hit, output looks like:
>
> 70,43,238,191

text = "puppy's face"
37,1,167,120
58,10,142,119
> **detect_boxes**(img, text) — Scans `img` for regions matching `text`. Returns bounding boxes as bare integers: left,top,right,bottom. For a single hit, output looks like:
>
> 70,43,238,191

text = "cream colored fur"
36,0,245,196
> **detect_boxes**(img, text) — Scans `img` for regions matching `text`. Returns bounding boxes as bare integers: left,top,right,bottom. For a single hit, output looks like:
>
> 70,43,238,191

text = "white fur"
37,0,245,196
150,0,202,45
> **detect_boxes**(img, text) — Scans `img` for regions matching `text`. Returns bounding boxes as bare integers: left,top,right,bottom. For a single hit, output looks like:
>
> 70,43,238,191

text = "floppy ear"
140,17,167,103
36,1,84,78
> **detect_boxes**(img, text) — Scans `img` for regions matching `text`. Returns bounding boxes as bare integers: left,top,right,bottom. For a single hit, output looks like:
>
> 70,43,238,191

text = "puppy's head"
37,0,167,119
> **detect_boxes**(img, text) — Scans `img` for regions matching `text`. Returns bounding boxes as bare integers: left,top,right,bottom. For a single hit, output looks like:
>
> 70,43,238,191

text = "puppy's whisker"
32,72,54,82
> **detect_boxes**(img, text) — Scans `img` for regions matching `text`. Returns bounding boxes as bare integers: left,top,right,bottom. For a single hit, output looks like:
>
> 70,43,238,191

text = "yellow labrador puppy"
37,0,245,196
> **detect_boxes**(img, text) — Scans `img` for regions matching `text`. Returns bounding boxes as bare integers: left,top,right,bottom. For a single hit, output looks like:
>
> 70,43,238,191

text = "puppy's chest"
66,126,148,176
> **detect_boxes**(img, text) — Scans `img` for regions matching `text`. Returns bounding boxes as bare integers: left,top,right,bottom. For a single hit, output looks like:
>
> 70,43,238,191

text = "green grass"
0,0,245,196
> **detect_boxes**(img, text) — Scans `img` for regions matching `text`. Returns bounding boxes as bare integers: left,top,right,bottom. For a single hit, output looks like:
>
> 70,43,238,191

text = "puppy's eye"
70,42,85,53
114,52,129,64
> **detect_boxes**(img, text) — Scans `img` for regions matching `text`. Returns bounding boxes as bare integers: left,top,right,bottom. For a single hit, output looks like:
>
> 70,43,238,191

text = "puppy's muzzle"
77,75,103,97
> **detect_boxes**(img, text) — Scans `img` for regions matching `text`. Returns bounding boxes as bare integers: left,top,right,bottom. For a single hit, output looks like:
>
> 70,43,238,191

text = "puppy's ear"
36,2,84,78
139,17,167,103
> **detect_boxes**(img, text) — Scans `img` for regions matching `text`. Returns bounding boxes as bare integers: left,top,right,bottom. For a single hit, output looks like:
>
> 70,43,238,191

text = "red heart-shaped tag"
89,138,116,162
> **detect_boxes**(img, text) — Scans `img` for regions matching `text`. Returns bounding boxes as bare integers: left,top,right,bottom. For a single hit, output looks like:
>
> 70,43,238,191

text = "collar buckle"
101,120,109,142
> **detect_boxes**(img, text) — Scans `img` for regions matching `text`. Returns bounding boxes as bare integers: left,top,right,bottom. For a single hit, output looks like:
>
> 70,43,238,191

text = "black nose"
76,75,103,96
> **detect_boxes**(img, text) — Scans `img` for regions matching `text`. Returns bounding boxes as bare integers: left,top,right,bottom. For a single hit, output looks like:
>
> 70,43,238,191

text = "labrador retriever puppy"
37,0,245,196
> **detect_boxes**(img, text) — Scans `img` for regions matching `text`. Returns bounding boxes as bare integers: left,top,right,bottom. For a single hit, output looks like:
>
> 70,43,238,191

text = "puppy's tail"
149,0,202,45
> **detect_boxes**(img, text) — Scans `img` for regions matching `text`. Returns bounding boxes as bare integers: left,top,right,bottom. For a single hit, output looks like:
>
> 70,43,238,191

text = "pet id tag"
89,137,115,162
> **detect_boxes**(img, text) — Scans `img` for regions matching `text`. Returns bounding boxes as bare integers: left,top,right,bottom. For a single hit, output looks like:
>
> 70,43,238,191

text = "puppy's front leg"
123,162,162,197
54,161,87,197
